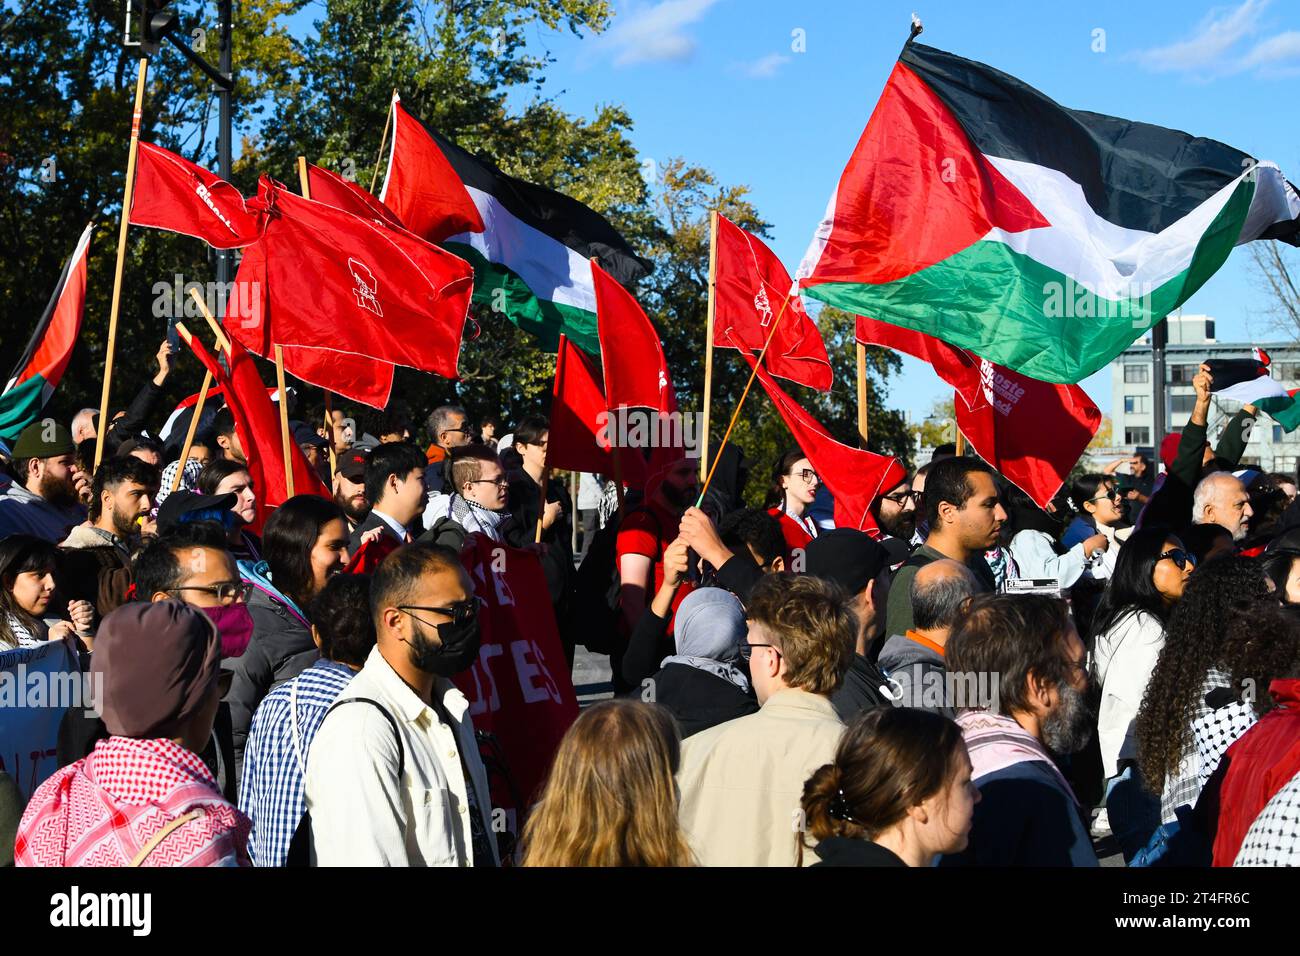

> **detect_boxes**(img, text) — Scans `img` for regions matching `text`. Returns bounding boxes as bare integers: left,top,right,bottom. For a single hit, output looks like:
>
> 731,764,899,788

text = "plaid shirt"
1235,768,1300,866
239,658,355,867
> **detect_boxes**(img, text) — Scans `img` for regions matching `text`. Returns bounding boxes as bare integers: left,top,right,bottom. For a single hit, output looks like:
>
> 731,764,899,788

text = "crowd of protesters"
5,347,1300,869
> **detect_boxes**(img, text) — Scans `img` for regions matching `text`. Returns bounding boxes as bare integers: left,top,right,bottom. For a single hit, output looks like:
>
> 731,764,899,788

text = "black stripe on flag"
1205,357,1269,392
900,43,1296,238
412,117,653,285
6,232,80,388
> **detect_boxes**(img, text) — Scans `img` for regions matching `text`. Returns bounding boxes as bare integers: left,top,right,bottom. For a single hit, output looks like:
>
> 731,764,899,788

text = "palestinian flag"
380,93,652,355
1206,349,1288,405
798,42,1300,384
0,223,93,443
1260,389,1300,433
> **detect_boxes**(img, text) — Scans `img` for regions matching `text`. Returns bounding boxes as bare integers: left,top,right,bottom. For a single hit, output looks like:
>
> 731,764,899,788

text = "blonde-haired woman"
521,699,694,867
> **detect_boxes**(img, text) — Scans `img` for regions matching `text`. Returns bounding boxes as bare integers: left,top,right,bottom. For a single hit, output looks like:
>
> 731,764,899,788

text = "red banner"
452,535,579,830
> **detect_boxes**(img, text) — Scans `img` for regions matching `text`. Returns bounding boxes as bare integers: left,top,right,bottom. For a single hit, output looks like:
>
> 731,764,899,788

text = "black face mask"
406,613,482,677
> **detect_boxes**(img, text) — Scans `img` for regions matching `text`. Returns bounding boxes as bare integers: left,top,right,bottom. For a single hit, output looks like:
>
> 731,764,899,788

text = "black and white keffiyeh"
1235,769,1300,867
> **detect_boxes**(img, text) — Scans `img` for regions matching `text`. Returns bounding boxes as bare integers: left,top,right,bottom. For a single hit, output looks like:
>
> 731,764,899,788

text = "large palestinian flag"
380,93,652,355
798,42,1300,384
0,223,93,443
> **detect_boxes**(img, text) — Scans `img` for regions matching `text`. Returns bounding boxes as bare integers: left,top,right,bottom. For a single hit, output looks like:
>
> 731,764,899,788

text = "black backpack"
567,506,660,654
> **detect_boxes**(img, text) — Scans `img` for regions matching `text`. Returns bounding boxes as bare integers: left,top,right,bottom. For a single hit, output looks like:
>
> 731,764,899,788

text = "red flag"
591,260,673,413
227,241,395,409
380,94,485,244
734,332,905,534
305,162,405,230
344,534,401,575
713,215,832,391
182,332,329,529
129,142,263,248
548,335,646,485
856,317,1100,508
235,177,473,380
452,535,578,819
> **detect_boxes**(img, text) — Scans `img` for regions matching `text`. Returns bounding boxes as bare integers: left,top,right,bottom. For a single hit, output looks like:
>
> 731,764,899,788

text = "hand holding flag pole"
94,56,150,471
695,288,797,507
169,320,213,493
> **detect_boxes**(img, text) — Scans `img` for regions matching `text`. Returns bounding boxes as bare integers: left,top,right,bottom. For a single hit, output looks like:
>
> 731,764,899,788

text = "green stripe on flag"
0,375,50,444
1259,395,1300,433
450,243,599,355
804,178,1254,383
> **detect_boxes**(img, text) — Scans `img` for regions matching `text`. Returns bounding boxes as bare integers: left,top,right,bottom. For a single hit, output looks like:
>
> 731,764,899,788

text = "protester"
878,559,979,716
636,587,759,738
874,473,918,564
197,459,262,562
765,450,821,558
616,458,699,639
349,441,428,552
70,408,98,445
1006,487,1106,589
799,707,977,866
423,404,472,493
1062,473,1127,583
1182,522,1235,566
478,416,501,449
908,460,935,545
211,407,245,463
58,455,158,623
227,496,351,776
521,699,693,866
15,602,251,867
1135,557,1271,824
1210,600,1300,865
291,421,330,479
677,574,854,866
1193,472,1253,542
99,341,175,458
677,505,778,603
422,445,516,547
0,535,92,649
883,456,1003,643
331,447,371,536
803,529,894,717
941,594,1098,866
240,574,377,867
1090,527,1192,858
0,421,87,541
305,543,497,866
508,415,575,641
157,431,215,506
619,536,690,687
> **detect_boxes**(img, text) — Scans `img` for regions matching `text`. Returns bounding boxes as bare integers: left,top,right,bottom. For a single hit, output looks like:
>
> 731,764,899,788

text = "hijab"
660,587,751,693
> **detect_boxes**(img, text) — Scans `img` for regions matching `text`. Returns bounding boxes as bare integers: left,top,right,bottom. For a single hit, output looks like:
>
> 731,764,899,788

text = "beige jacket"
677,688,845,867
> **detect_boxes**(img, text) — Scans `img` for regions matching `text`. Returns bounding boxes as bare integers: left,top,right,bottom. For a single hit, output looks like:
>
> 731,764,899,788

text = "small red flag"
713,215,832,391
129,142,263,248
227,241,395,409
548,335,647,485
856,317,1100,508
305,162,406,231
592,260,673,413
734,332,905,535
182,331,329,530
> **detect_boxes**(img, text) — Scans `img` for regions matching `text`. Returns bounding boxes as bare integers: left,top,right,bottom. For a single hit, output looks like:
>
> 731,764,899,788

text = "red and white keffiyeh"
15,736,251,867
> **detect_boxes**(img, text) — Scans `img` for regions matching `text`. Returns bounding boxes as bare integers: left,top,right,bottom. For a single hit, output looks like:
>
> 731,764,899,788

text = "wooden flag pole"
955,431,967,456
700,210,718,482
170,322,212,493
295,159,338,475
856,342,870,447
696,290,797,506
534,466,550,544
274,345,295,497
188,288,232,353
95,57,150,471
369,90,396,195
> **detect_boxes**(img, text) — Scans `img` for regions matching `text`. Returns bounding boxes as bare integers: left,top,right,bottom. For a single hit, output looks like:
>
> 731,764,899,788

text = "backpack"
568,506,660,655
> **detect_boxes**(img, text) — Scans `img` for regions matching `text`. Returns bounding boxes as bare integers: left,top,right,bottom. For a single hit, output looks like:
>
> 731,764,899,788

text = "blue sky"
286,0,1300,423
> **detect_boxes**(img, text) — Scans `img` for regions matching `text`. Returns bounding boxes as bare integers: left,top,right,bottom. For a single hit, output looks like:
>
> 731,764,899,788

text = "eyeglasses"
736,642,781,663
1087,489,1122,504
467,477,509,488
791,469,820,484
398,596,482,627
168,581,251,604
882,490,919,505
1158,548,1197,571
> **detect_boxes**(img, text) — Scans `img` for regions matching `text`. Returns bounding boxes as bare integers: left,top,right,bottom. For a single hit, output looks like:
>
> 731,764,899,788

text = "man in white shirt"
304,543,498,866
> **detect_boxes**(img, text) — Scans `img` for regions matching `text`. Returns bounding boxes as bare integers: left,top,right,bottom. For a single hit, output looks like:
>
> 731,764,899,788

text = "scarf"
956,710,1077,804
237,559,310,628
449,493,509,541
156,459,204,506
659,588,751,693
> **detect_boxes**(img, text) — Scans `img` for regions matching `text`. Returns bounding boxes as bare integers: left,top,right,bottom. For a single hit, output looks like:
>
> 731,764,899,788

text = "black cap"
804,528,889,596
335,446,368,481
290,421,329,450
157,490,237,534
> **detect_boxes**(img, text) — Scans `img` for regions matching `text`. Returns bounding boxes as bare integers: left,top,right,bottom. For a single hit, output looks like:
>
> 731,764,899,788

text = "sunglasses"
1158,548,1196,571
1087,489,1122,504
167,581,252,604
736,642,781,663
397,596,482,627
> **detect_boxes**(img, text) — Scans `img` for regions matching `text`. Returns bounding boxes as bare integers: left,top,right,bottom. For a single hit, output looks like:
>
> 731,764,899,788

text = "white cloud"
739,53,790,78
1130,0,1300,78
591,0,722,67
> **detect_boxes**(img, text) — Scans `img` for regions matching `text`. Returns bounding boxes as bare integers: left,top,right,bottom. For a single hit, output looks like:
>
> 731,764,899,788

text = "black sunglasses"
397,596,482,627
1158,548,1196,571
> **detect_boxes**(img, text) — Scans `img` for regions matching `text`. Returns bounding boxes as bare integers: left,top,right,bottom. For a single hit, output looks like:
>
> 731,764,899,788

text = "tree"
1250,242,1300,342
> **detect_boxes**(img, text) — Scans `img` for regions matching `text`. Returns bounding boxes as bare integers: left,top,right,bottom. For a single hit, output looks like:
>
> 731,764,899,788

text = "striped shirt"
239,658,355,867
